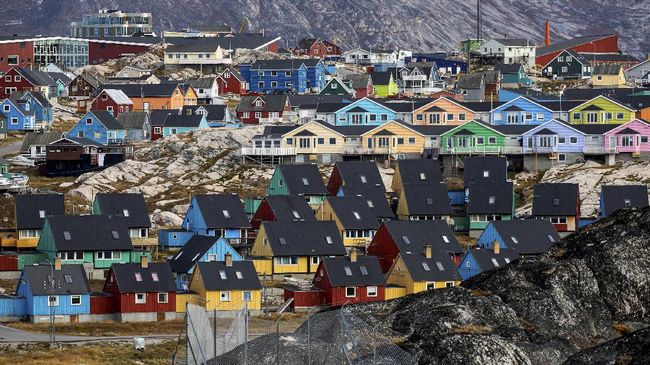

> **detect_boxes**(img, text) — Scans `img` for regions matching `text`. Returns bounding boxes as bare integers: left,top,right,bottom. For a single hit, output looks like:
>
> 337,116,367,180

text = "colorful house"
359,120,427,157
319,77,355,97
237,95,289,125
88,89,133,118
98,84,185,111
168,236,242,290
531,183,580,233
603,119,650,157
333,98,397,126
396,183,451,221
386,245,461,295
216,67,247,95
16,261,91,323
251,221,347,276
316,196,380,250
371,72,398,97
92,193,152,243
266,164,328,208
541,49,592,80
14,193,65,249
0,97,35,131
68,110,127,145
592,64,626,88
116,112,150,141
0,67,56,100
189,259,262,312
439,120,506,154
412,97,474,125
326,161,385,196
250,195,316,231
521,120,587,169
281,121,346,164
494,63,533,88
344,74,374,98
68,72,105,100
103,259,177,322
182,194,251,246
599,185,649,218
16,91,53,128
241,59,326,93
568,96,636,124
490,96,553,125
458,244,520,280
162,114,209,137
312,252,386,306
475,220,560,256
466,182,514,236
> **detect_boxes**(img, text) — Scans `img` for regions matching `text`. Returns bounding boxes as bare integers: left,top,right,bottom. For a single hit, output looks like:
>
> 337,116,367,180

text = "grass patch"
470,290,491,297
449,323,493,335
456,234,477,251
612,322,631,335
7,320,185,337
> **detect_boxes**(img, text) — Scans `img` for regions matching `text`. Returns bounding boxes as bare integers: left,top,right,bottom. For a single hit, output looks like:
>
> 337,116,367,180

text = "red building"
217,67,247,95
69,72,105,101
148,110,175,141
430,90,464,101
295,38,342,58
0,40,34,73
87,41,151,65
345,74,374,99
0,67,56,99
536,34,620,67
250,195,316,230
237,95,289,125
103,258,177,321
89,89,133,118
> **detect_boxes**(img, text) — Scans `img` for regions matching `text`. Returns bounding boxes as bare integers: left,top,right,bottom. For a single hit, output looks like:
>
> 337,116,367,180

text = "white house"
481,39,536,68
625,58,650,86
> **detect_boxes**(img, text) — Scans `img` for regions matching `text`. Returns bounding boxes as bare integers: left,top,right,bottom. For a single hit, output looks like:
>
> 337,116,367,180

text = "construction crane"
239,16,249,33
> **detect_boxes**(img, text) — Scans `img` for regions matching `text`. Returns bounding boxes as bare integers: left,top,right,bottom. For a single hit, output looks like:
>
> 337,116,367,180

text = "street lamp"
42,259,57,348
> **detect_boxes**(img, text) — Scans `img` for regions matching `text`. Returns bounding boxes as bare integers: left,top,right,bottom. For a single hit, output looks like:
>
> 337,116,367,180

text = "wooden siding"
521,120,586,153
440,121,505,153
604,119,650,152
385,255,459,295
334,98,397,126
282,122,345,154
360,121,426,155
366,224,399,273
189,265,261,311
384,286,407,300
569,96,635,124
491,97,553,125
412,98,474,125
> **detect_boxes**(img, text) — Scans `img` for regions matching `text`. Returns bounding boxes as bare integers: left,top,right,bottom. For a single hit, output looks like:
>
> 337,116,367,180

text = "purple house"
521,119,586,170
603,119,650,157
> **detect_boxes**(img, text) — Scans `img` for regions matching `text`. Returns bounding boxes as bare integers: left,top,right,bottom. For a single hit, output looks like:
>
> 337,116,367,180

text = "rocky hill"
1,0,648,56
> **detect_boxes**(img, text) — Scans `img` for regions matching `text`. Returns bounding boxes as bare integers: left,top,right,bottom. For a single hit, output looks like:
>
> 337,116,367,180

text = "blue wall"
16,273,90,316
174,237,243,290
159,229,196,248
20,93,53,125
475,223,506,249
68,111,125,145
242,61,326,94
334,98,397,126
0,296,26,317
448,190,466,206
458,252,482,280
522,120,585,153
162,116,208,137
491,97,553,125
1,99,34,131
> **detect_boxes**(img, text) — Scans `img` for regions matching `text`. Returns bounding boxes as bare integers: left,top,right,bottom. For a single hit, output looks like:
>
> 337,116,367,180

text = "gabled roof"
321,256,385,287
395,159,443,186
262,195,317,222
326,196,380,230
466,182,513,214
401,183,451,216
110,262,176,293
248,59,322,70
195,261,261,291
494,96,553,113
182,105,227,122
344,74,371,89
95,193,151,228
46,215,133,251
238,95,287,113
163,114,205,128
261,221,347,256
15,67,56,87
168,236,234,273
20,132,65,153
149,109,176,126
541,49,591,69
463,156,508,185
399,250,461,282
322,77,355,96
18,91,52,109
461,101,505,112
47,72,72,85
522,119,586,137
188,77,216,89
532,183,580,216
77,72,106,88
193,194,251,229
22,264,90,296
492,125,536,135
467,247,520,272
97,83,180,98
15,194,65,230
494,63,523,74
604,119,650,135
339,186,394,219
601,185,649,213
117,112,148,129
370,72,393,85
220,67,244,81
88,110,124,130
381,220,463,255
332,161,385,190
457,73,484,89
593,64,624,75
254,125,298,139
98,89,133,105
276,164,327,196
570,124,618,135
489,220,560,255
536,34,617,56
569,95,636,113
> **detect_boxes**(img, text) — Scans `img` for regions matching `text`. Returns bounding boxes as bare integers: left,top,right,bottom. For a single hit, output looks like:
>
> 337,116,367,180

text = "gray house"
117,112,150,141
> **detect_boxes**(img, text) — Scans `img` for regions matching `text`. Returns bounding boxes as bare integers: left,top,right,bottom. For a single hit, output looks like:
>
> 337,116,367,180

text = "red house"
217,67,247,95
0,67,56,100
237,95,289,125
89,89,133,118
69,72,105,101
345,74,374,99
295,38,342,58
312,252,386,306
149,110,175,141
536,33,620,67
250,195,316,230
531,183,581,234
103,258,177,322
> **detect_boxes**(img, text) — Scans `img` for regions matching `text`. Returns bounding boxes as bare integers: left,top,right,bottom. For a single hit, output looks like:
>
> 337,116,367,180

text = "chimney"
424,244,432,259
225,252,233,267
54,257,62,271
349,249,358,263
545,20,551,47
493,240,500,255
140,255,148,268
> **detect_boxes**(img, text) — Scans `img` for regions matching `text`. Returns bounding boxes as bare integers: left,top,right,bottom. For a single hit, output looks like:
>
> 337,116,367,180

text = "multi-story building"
70,9,153,38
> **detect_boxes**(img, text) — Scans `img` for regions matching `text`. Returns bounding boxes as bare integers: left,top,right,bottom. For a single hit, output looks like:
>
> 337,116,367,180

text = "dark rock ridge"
563,327,650,365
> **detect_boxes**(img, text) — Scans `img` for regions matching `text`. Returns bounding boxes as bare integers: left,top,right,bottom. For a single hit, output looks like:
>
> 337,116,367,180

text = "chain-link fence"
173,304,418,365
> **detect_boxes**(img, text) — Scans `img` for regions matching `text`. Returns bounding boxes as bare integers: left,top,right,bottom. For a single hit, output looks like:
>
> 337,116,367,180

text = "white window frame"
48,295,59,307
157,292,169,304
367,286,378,297
220,291,231,302
135,293,146,304
345,286,356,298
70,295,82,306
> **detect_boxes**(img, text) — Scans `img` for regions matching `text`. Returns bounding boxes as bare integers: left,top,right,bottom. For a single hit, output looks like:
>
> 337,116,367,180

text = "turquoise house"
162,114,209,137
68,110,127,145
334,97,397,126
490,96,554,125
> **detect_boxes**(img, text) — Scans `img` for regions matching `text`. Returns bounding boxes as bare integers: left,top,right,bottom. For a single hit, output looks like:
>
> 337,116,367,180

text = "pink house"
604,119,650,154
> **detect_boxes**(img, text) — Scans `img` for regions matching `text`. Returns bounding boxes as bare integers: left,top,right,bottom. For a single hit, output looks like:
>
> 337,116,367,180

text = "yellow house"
412,97,475,125
386,245,462,295
251,221,347,276
282,120,346,156
188,258,262,312
592,64,627,88
390,159,444,196
396,183,452,221
360,120,426,156
180,85,198,106
315,196,380,250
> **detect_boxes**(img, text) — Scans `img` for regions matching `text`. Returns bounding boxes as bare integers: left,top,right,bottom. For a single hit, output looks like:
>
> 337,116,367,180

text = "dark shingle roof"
168,235,220,273
593,64,624,75
401,183,451,216
396,159,443,186
149,110,176,126
339,186,394,219
277,164,328,196
321,256,385,287
601,185,649,214
20,132,64,153
23,264,90,296
263,195,316,223
95,193,151,228
163,114,204,128
16,67,56,86
110,262,176,293
490,220,560,255
532,183,580,216
494,63,523,74
371,72,393,85
467,247,520,272
466,182,513,214
15,194,65,230
90,110,125,130
255,125,297,138
182,105,227,122
262,221,347,257
571,124,618,134
326,197,380,230
196,261,262,291
381,220,463,255
117,112,148,129
463,156,508,185
333,161,385,190
345,74,371,89
249,59,322,70
400,250,461,282
194,194,251,229
238,95,287,113
97,83,179,98
46,215,133,252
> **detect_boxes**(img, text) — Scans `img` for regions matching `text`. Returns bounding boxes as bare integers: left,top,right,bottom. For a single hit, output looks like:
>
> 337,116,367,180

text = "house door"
506,113,518,124
378,137,389,148
429,113,440,124
143,102,149,111
609,136,617,148
367,138,373,148
458,137,470,147
586,112,598,123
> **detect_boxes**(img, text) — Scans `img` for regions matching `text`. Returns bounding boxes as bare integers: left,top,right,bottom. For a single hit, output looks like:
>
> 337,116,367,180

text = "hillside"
1,0,648,56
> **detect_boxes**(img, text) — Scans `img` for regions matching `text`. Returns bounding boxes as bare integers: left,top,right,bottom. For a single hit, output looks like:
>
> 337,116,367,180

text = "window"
8,55,18,65
219,270,227,279
317,138,324,145
111,231,120,239
558,154,566,162
70,295,81,306
360,266,368,275
435,261,445,271
279,237,288,245
442,235,450,243
135,293,146,304
488,137,497,144
276,257,298,265
624,199,632,207
488,196,496,204
135,272,143,281
491,258,500,267
408,137,416,144
344,266,353,276
2,105,9,113
64,274,73,283
325,236,333,244
426,283,435,290
402,235,410,244
483,170,490,178
459,113,466,121
353,211,361,220
311,256,319,265
421,262,431,271
220,291,231,301
242,291,252,301
48,295,59,307
158,292,168,303
86,118,93,125
511,236,519,244
63,231,72,240
476,137,485,145
152,272,159,282
345,287,356,297
616,112,625,119
419,172,426,180
553,198,560,206
77,131,85,138
573,112,581,120
570,137,578,144
367,286,378,297
547,234,556,243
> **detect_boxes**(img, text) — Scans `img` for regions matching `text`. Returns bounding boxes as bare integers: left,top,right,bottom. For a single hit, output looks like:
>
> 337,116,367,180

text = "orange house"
107,84,186,111
179,85,198,106
412,97,475,125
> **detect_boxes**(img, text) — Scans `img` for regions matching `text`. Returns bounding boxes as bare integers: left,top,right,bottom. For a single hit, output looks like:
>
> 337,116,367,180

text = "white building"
480,39,536,68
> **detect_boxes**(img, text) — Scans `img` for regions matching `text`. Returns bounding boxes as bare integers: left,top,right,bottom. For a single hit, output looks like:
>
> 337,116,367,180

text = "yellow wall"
593,69,626,87
183,87,198,105
567,216,577,232
386,255,460,294
188,265,262,311
282,122,345,154
396,189,409,219
16,237,38,248
412,98,474,125
253,258,273,276
385,286,407,300
251,227,312,274
176,292,200,313
315,199,373,249
391,165,405,195
361,121,426,154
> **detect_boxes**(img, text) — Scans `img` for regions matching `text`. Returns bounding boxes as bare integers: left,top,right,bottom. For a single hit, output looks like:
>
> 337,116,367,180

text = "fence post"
244,302,249,365
213,309,217,359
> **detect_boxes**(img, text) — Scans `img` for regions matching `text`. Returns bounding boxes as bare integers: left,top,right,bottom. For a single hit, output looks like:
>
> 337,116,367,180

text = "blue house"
18,91,53,128
16,262,91,322
522,120,586,154
333,97,397,126
168,235,242,290
490,96,554,125
241,59,326,94
183,194,251,246
162,114,209,138
458,246,520,280
1,97,35,131
494,64,533,88
158,229,197,249
498,88,560,103
476,220,560,256
68,110,126,145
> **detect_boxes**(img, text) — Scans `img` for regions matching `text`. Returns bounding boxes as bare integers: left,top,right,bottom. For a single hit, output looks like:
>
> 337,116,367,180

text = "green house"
266,164,328,208
372,72,398,98
319,77,354,97
466,182,515,237
568,95,636,124
440,120,506,154
37,215,150,270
